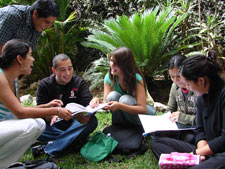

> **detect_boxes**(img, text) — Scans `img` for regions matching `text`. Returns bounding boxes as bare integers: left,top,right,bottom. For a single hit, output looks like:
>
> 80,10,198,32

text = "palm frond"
82,6,193,89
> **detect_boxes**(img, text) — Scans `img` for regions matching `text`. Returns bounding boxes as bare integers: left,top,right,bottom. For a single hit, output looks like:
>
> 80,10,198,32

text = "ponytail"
180,52,221,82
0,39,30,69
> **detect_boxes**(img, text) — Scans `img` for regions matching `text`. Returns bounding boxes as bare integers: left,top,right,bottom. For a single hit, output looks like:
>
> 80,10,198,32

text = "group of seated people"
0,39,224,169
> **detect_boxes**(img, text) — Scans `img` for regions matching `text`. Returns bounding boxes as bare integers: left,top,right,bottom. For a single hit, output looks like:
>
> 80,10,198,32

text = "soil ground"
148,79,172,104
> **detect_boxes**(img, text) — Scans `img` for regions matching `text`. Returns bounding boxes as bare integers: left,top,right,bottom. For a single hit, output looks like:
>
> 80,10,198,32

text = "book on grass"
56,102,108,123
138,112,195,135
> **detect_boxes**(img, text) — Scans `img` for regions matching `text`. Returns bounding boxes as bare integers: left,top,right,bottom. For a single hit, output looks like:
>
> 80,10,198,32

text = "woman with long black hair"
167,54,197,143
151,52,225,169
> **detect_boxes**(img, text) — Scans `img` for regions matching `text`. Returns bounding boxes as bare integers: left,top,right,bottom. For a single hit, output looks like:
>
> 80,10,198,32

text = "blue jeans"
106,91,156,126
38,116,97,157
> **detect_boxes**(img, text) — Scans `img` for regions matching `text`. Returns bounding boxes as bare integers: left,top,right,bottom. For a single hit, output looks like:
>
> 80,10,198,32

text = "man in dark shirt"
0,0,59,54
35,53,98,157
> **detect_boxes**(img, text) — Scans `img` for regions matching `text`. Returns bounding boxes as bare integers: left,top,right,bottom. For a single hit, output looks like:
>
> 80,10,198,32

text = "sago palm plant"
83,57,109,91
82,6,193,89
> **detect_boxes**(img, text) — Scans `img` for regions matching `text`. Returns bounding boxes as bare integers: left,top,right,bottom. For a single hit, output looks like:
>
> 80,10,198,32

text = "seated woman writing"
151,52,225,169
103,47,155,126
167,54,197,143
0,39,72,168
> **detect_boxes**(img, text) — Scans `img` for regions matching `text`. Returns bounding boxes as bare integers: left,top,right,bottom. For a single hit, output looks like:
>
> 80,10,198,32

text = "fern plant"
83,57,109,91
0,0,19,7
82,6,195,89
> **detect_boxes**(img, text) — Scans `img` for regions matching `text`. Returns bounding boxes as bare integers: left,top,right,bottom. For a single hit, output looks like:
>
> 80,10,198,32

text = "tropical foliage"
82,6,193,89
70,0,145,27
0,0,16,7
194,0,224,54
2,0,224,90
83,57,109,91
0,0,35,6
161,0,224,55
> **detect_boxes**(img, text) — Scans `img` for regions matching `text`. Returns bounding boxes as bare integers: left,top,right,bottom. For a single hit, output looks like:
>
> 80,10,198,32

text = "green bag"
80,132,118,162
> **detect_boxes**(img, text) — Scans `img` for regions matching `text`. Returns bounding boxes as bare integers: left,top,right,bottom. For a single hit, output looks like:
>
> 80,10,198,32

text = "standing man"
35,54,98,157
0,0,59,54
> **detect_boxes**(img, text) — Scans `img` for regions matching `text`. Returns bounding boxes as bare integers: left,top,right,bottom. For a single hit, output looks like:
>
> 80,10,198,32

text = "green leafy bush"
194,0,224,54
83,57,109,91
0,0,21,7
70,0,145,27
160,0,224,55
82,6,193,89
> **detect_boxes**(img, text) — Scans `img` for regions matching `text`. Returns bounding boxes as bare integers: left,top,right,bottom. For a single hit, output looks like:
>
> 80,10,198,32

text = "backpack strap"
105,142,148,162
126,143,148,159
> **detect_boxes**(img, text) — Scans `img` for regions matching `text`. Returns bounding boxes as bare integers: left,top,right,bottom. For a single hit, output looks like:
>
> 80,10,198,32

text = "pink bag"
159,152,200,169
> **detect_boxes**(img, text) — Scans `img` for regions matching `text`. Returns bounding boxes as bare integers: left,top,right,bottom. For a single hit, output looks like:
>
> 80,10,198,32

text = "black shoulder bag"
103,124,148,160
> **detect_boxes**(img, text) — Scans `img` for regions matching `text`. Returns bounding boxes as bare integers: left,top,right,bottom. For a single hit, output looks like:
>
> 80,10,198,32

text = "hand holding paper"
75,113,90,124
56,102,108,123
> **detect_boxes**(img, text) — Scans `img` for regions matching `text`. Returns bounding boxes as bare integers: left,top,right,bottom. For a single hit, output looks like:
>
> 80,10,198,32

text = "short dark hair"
52,53,70,68
30,0,60,18
0,39,30,69
168,54,186,69
180,53,222,82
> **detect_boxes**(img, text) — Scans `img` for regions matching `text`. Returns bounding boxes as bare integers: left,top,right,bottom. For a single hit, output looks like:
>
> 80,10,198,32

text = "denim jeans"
38,116,97,157
106,91,156,126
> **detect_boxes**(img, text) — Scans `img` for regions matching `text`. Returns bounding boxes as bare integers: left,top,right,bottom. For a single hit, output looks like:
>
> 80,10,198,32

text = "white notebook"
138,112,195,135
56,102,108,123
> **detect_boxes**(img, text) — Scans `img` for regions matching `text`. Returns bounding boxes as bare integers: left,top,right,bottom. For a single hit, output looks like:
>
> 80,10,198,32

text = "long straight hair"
109,47,145,96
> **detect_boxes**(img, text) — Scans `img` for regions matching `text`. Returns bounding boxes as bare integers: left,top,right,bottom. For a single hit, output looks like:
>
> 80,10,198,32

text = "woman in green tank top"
103,47,155,126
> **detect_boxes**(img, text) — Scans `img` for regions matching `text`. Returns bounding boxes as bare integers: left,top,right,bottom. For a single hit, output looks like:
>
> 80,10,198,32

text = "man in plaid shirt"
0,0,59,54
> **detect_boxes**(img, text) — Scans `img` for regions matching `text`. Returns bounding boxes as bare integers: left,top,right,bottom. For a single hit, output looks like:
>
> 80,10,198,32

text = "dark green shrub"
70,0,145,27
82,6,194,89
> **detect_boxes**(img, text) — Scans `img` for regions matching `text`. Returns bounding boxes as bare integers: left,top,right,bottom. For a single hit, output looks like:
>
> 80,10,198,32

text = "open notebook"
56,102,108,123
138,112,195,135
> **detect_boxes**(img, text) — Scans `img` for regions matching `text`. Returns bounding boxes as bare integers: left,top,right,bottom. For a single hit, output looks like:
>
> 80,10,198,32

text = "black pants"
176,123,196,144
151,136,225,169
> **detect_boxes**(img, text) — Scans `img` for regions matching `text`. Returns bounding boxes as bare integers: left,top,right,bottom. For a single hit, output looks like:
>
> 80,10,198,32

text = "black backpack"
5,160,59,169
103,124,148,159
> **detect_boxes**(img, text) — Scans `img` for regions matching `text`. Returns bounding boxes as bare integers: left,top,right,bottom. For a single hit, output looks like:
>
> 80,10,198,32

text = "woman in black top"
151,52,225,169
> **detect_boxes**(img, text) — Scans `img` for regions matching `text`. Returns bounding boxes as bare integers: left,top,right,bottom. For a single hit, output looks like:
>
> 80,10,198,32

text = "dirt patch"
147,79,172,105
91,87,104,99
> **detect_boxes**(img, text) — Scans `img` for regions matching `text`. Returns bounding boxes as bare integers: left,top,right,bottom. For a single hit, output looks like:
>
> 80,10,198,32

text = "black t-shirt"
195,76,225,154
36,74,93,107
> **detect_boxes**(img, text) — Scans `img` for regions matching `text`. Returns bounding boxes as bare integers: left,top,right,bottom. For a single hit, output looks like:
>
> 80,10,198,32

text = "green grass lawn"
21,111,159,169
